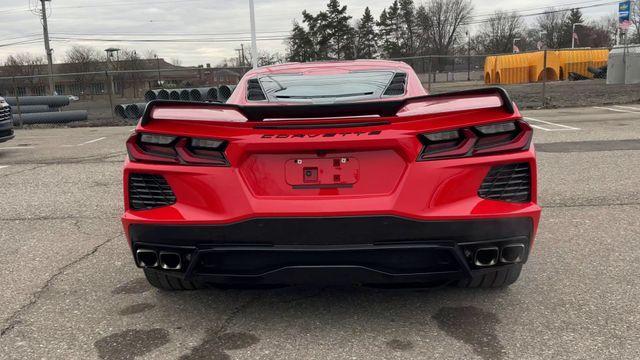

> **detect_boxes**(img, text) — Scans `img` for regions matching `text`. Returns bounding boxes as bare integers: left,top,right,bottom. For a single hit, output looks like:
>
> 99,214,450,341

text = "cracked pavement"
0,106,639,359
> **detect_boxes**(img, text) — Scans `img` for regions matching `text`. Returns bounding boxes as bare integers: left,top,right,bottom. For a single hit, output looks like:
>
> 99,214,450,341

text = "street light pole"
571,23,583,49
512,38,521,53
249,0,258,69
466,31,471,81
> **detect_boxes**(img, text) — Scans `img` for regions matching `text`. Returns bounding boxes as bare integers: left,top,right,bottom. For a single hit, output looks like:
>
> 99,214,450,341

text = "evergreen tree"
399,0,416,56
356,7,378,59
414,5,432,55
287,21,314,62
302,10,331,60
325,0,354,60
378,1,403,57
562,8,584,47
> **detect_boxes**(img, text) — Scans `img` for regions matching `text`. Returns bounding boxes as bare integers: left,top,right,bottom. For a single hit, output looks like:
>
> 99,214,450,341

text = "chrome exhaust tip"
500,244,525,264
474,247,499,267
136,249,158,268
159,252,182,270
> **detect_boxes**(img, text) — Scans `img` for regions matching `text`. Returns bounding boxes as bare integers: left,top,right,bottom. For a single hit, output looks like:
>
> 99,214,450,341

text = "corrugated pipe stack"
142,86,228,103
117,85,238,120
7,96,88,125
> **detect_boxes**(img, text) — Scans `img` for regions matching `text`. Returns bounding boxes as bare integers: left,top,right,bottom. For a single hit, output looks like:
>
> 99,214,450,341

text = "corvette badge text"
261,131,382,139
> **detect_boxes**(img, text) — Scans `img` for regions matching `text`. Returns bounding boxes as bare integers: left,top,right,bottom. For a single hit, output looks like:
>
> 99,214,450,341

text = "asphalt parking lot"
0,105,639,359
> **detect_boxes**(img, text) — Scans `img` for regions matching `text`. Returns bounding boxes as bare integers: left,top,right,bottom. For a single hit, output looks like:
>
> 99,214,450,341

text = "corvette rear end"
122,61,540,290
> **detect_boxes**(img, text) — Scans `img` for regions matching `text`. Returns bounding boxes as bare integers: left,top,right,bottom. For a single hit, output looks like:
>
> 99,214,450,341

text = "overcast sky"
0,0,619,66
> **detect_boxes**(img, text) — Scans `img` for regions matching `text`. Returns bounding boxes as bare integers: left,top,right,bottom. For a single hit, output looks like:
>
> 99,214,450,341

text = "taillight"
418,120,532,161
126,133,229,166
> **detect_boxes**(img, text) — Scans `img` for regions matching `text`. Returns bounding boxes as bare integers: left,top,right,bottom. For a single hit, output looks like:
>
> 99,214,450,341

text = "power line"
0,0,211,13
464,1,620,25
48,30,291,37
0,39,43,48
471,0,616,18
48,36,289,43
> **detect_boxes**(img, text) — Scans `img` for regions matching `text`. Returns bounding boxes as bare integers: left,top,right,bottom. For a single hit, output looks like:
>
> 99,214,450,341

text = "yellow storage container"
557,49,609,79
494,53,531,84
527,51,561,82
484,56,496,84
483,49,609,84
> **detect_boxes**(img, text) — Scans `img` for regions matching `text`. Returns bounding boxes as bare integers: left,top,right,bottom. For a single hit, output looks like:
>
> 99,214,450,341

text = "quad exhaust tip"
159,251,182,270
500,243,525,264
136,249,158,268
474,247,499,267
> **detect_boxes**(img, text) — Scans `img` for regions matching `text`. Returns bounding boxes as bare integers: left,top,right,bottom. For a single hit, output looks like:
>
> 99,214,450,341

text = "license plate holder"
285,157,359,187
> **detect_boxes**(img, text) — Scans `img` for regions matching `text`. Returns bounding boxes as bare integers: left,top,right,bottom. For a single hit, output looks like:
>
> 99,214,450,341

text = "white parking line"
80,137,107,145
0,165,8,170
613,105,640,112
0,146,35,150
61,137,106,147
524,117,580,131
593,106,640,114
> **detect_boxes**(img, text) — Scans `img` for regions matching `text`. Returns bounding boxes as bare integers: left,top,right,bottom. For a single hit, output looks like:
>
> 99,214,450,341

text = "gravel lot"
0,105,639,359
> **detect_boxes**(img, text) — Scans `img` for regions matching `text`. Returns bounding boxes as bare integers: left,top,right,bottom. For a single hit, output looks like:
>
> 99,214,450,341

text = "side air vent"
128,173,176,210
247,78,266,101
383,72,407,96
478,163,531,203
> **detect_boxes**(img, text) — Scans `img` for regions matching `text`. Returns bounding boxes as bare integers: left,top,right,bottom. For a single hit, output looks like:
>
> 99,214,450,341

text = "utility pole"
39,0,55,95
249,0,258,69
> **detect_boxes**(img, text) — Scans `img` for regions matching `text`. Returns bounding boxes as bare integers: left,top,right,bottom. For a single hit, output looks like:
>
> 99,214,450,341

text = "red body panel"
122,61,540,252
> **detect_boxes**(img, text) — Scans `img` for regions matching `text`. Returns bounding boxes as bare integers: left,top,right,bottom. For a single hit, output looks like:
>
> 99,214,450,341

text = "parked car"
0,97,14,143
122,60,541,290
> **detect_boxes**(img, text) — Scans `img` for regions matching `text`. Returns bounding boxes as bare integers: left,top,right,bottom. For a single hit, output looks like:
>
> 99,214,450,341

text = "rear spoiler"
140,87,514,125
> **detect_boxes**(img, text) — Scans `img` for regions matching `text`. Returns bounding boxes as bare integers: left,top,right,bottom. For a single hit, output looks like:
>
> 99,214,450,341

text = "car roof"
226,60,426,104
244,60,414,77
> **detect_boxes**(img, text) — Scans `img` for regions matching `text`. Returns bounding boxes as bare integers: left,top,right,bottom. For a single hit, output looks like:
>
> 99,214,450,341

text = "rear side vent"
383,72,407,96
478,163,531,203
247,78,266,101
128,173,176,210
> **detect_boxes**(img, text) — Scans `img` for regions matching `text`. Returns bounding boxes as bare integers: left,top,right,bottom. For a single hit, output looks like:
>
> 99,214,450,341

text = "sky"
0,0,621,66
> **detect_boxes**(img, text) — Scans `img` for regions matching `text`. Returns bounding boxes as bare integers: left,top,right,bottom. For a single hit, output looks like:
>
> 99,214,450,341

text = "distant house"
0,58,248,99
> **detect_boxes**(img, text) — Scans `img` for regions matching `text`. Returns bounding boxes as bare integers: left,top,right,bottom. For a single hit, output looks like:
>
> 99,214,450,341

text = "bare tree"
424,0,473,55
423,0,472,71
580,18,617,48
631,2,640,43
4,53,46,93
170,58,183,67
62,45,105,97
537,9,568,49
599,14,621,45
475,11,524,54
118,49,145,98
142,49,158,60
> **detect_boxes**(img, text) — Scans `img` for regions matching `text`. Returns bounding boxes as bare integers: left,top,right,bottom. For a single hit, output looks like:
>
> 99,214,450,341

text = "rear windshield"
258,71,397,103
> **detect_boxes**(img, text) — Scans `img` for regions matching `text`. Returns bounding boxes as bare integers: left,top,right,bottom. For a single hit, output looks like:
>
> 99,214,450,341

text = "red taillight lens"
127,133,229,166
418,120,532,161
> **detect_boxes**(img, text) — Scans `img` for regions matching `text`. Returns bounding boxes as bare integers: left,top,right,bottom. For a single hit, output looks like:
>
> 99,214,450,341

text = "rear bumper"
128,216,534,285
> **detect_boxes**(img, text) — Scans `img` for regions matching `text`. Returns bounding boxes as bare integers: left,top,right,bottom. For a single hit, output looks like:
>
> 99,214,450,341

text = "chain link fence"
2,49,640,128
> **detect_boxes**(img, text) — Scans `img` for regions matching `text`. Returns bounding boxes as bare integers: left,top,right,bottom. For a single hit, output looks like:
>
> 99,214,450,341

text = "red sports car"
122,60,541,290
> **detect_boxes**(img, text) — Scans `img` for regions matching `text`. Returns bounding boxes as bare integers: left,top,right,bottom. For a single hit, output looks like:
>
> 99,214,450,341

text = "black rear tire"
143,269,205,291
456,264,522,288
